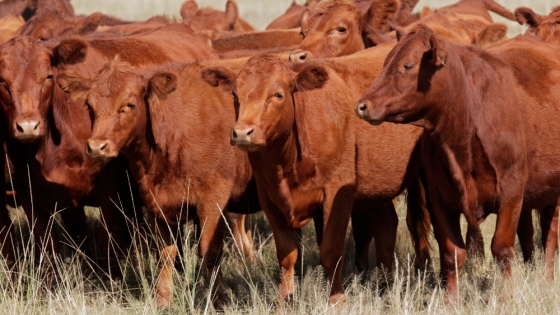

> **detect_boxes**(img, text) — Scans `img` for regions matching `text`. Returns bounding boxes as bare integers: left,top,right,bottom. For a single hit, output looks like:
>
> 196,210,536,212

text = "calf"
57,58,257,308
356,25,560,300
202,54,426,304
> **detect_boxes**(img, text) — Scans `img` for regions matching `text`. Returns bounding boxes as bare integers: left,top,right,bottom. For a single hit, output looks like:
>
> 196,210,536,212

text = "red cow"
356,25,560,300
202,54,428,305
0,25,216,276
515,6,560,45
57,58,258,308
266,0,317,30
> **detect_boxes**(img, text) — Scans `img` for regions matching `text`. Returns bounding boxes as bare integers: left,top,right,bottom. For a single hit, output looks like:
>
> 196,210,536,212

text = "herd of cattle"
0,0,557,309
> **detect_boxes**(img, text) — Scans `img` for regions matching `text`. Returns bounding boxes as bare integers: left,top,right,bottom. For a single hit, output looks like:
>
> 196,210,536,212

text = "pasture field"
3,0,560,314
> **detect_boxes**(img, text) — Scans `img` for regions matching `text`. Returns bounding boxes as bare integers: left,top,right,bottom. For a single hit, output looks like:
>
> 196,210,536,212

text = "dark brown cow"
181,0,254,39
356,25,560,300
0,25,216,275
202,54,426,304
266,0,317,30
515,6,560,45
57,58,258,308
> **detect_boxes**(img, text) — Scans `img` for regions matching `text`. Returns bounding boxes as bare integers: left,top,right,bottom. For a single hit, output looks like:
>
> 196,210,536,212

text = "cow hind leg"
151,215,179,309
539,202,558,281
516,210,535,263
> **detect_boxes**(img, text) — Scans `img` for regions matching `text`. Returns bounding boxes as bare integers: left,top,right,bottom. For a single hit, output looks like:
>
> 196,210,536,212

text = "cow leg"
151,214,178,309
539,202,558,281
351,203,374,273
0,206,14,267
491,196,522,281
371,200,398,271
428,193,465,303
259,192,298,303
226,212,254,261
407,173,432,271
466,225,485,259
313,210,323,247
59,207,87,253
516,210,534,263
320,185,353,305
197,199,227,307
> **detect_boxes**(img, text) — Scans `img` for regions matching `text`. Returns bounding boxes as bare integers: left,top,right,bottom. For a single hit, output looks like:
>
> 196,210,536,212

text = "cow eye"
404,63,414,70
299,31,305,39
275,92,283,99
46,75,53,81
127,103,136,109
337,27,347,33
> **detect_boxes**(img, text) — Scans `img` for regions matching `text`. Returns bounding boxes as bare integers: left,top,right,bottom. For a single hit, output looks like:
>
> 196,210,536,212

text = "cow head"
17,7,102,41
355,25,447,127
516,6,560,45
202,55,328,152
56,57,178,161
289,0,400,62
0,36,88,142
181,0,242,33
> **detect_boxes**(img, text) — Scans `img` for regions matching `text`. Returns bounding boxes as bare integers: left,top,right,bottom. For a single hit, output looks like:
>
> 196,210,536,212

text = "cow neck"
249,94,315,188
120,121,154,189
424,46,498,218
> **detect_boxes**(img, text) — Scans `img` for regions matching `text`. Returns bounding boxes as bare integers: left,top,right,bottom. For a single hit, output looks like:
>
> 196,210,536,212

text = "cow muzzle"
13,118,45,142
86,139,118,160
230,124,263,152
289,50,313,63
355,99,383,125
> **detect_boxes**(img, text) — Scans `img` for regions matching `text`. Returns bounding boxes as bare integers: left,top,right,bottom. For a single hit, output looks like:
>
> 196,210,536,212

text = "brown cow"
0,0,73,21
289,0,400,62
56,58,258,308
16,7,103,40
289,0,508,62
0,25,216,276
180,0,254,39
202,54,427,305
356,25,560,301
515,6,560,45
210,28,302,58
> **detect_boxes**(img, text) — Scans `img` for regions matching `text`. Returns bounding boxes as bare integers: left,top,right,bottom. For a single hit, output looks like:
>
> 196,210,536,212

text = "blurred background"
71,0,554,37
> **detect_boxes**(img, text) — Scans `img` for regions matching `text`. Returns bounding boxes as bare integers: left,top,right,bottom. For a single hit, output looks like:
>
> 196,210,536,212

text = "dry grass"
0,197,559,314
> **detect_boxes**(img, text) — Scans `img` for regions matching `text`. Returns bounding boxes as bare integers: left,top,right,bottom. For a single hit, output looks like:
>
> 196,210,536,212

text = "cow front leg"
539,201,558,281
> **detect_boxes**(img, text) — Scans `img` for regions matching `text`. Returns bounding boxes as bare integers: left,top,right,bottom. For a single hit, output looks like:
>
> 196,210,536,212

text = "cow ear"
225,0,239,27
363,0,401,33
395,26,406,42
428,32,447,67
56,72,90,101
201,66,236,91
78,12,102,35
515,7,542,28
52,37,87,67
180,0,198,20
476,23,507,48
300,9,310,26
147,72,178,102
294,66,328,92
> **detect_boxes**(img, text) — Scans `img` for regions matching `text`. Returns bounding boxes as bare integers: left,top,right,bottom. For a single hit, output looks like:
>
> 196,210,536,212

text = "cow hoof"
328,293,346,306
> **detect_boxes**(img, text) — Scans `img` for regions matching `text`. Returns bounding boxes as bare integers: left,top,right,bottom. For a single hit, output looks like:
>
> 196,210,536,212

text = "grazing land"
2,0,559,314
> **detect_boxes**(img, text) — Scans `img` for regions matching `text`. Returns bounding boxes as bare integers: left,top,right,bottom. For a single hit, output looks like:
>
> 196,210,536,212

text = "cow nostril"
246,128,253,136
86,144,92,154
299,53,307,61
33,121,40,130
231,129,238,139
358,102,367,112
99,142,107,151
16,123,23,133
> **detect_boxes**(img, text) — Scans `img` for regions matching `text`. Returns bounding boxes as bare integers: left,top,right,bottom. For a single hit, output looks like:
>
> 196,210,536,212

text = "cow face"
16,7,101,41
0,37,55,142
202,55,328,152
57,58,178,162
355,25,447,127
516,7,560,45
289,0,400,62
